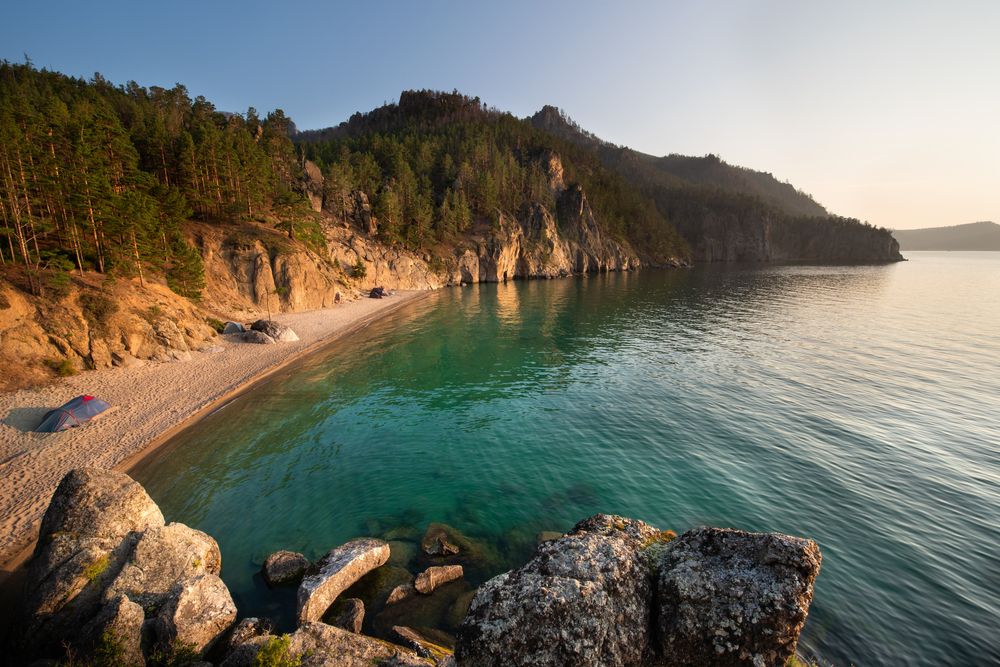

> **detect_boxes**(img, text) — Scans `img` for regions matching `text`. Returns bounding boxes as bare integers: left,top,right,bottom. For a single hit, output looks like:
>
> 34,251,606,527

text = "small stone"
262,550,309,586
386,581,416,606
415,565,464,595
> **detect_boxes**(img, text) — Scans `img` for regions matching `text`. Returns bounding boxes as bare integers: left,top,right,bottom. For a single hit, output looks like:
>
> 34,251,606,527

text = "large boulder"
241,330,275,345
154,574,237,656
455,514,660,667
262,550,309,586
297,538,390,624
104,522,222,608
250,319,299,342
21,469,165,655
290,622,430,666
78,594,147,666
415,565,463,594
222,321,245,334
656,527,822,667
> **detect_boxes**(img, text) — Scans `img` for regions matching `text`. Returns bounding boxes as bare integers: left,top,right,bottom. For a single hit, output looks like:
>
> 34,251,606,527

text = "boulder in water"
656,526,822,667
297,538,390,624
262,550,309,586
414,565,463,594
327,597,365,633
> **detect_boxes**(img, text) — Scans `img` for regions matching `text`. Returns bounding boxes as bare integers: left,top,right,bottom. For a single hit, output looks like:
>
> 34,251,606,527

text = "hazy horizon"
4,0,996,230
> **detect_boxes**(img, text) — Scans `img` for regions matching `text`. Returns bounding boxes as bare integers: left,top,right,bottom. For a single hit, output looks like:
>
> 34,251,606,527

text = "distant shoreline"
0,290,433,571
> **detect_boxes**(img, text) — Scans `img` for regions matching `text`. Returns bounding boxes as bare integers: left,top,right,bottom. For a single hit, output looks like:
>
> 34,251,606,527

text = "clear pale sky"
3,1,997,229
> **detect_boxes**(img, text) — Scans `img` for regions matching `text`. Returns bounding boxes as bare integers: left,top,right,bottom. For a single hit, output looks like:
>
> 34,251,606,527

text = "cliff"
8,468,822,666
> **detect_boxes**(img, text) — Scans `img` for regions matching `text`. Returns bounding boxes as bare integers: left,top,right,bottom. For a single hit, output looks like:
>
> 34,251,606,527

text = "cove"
131,253,1000,667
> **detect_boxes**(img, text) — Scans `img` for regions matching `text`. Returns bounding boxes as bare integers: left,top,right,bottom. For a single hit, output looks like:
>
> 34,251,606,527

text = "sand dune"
0,291,429,566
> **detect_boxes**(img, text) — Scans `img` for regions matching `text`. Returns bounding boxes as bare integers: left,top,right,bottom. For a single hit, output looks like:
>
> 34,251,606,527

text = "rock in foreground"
657,526,822,666
456,514,661,666
457,514,822,667
297,538,390,623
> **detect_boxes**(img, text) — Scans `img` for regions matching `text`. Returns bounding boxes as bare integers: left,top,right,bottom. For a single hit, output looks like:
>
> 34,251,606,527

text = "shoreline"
0,290,434,571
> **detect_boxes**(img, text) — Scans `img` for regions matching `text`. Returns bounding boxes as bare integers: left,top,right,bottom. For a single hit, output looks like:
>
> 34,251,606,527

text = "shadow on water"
131,258,1000,667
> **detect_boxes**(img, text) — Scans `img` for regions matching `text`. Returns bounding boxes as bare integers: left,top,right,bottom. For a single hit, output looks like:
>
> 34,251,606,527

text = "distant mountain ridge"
528,105,899,263
892,221,1000,251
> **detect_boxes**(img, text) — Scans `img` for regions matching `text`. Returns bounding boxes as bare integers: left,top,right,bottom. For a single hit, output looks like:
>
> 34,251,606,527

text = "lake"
131,251,1000,666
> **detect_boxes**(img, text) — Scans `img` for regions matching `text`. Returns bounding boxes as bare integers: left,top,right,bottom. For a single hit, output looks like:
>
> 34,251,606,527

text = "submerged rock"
297,538,390,624
262,550,309,586
327,597,365,633
420,524,462,557
415,565,463,594
456,514,659,667
656,526,822,667
387,581,417,606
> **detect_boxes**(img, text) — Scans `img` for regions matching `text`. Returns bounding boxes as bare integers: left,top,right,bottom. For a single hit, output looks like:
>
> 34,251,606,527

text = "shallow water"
132,252,1000,666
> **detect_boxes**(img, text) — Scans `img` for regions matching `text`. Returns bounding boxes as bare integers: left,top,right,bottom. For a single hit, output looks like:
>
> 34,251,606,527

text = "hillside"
530,106,901,263
892,221,1000,251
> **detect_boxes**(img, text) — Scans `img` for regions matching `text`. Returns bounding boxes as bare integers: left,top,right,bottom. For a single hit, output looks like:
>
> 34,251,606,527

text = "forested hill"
529,106,899,262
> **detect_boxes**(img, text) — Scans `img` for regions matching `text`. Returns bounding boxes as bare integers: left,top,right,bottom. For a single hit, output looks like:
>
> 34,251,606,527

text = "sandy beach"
0,291,430,568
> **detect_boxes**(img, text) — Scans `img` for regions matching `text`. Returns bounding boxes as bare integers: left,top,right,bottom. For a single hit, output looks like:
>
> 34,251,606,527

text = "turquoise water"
132,252,1000,666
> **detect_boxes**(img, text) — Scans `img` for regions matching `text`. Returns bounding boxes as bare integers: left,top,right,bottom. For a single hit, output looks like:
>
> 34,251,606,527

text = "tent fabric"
35,395,111,432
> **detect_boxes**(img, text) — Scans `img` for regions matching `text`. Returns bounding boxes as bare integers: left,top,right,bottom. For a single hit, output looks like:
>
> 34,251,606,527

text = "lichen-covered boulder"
656,527,822,667
21,468,165,655
415,565,463,594
34,468,165,549
154,574,237,656
297,538,390,623
455,514,660,667
104,522,222,608
250,319,299,342
289,622,431,666
262,550,309,586
78,594,147,666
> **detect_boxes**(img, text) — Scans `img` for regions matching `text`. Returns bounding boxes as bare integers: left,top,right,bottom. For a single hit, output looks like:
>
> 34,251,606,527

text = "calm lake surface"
132,251,1000,666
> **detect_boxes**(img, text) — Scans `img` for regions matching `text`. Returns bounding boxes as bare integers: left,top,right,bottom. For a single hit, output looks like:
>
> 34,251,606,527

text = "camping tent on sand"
35,395,111,432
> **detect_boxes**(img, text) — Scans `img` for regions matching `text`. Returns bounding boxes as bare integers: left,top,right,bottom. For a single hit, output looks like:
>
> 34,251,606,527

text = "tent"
35,395,111,432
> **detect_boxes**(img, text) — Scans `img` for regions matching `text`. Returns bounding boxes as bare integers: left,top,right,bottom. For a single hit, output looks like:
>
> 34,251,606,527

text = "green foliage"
165,235,205,300
148,641,200,667
205,317,225,333
80,292,118,332
352,256,367,279
82,554,109,582
47,358,78,377
253,635,301,667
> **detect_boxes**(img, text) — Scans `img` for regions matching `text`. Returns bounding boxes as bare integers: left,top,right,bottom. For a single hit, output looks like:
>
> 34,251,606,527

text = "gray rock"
388,539,418,567
78,594,146,666
222,322,245,334
455,514,660,667
262,550,309,586
241,330,275,345
34,468,164,549
250,319,299,342
154,574,237,656
104,522,222,609
656,526,822,667
414,565,463,595
327,597,365,633
288,621,430,666
297,538,390,624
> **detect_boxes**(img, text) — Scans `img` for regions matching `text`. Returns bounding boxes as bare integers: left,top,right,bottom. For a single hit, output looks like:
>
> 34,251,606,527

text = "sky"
2,0,997,230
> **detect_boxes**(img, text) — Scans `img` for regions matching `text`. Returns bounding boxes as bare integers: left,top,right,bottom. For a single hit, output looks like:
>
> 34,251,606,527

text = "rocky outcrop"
297,538,391,623
456,514,821,667
262,550,309,586
415,565,464,594
456,514,661,666
657,527,822,666
16,469,236,663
